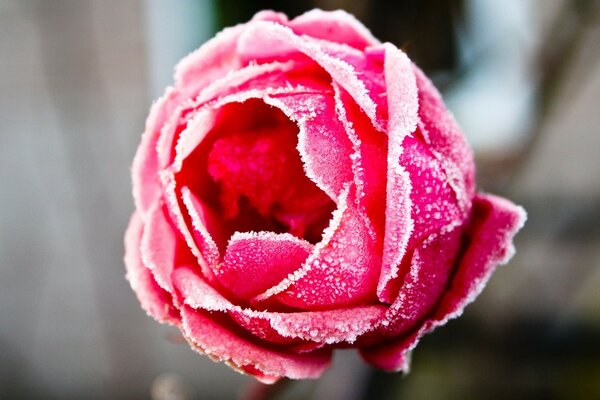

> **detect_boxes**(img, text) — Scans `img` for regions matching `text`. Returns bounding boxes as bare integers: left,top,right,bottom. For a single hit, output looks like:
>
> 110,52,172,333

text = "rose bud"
125,9,526,383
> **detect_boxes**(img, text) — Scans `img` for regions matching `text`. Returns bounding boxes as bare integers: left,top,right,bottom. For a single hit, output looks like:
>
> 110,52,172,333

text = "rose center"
205,101,335,244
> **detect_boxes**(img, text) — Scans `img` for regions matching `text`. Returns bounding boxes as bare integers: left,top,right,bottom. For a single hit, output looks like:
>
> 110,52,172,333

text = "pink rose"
125,9,526,383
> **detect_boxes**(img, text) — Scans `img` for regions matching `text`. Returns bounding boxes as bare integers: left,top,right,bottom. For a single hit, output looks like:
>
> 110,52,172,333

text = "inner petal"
192,99,336,246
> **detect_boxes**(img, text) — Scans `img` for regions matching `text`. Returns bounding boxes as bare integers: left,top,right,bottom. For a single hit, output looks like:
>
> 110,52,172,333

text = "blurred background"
1,0,599,399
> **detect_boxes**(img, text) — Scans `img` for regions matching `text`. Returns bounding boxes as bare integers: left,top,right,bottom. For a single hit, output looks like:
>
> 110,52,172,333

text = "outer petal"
360,193,526,371
180,306,332,383
124,213,179,324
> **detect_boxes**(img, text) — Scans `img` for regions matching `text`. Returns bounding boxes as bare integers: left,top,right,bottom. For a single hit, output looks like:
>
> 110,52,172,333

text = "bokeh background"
1,0,600,399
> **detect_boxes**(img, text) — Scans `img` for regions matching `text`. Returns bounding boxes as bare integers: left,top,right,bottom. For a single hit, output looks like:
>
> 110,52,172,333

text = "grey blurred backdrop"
1,1,599,399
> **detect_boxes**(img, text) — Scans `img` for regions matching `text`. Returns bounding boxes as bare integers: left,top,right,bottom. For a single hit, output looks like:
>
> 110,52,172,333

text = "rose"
124,9,526,383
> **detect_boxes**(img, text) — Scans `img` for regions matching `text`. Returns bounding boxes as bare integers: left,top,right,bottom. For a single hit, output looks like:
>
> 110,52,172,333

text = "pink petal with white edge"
218,231,312,302
180,305,332,383
289,9,380,50
377,44,419,302
140,201,178,293
237,21,381,128
263,92,354,199
360,193,526,371
257,186,381,310
414,65,475,210
173,266,385,346
124,213,179,324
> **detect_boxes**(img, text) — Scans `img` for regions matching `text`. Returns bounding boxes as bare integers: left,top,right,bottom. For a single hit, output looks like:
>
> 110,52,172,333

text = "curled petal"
360,193,526,371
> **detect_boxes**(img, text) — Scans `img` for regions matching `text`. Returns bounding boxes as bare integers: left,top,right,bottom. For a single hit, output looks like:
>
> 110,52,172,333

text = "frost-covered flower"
125,9,526,383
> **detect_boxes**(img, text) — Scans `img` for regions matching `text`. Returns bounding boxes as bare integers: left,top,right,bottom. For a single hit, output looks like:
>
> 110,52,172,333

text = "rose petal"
360,193,526,371
180,306,332,383
377,44,419,302
124,213,179,324
289,9,380,50
256,186,381,310
218,231,312,302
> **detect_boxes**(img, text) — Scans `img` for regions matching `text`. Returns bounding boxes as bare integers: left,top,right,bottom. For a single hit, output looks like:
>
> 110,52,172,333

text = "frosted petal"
266,306,386,345
124,213,179,324
218,231,312,301
360,194,526,371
